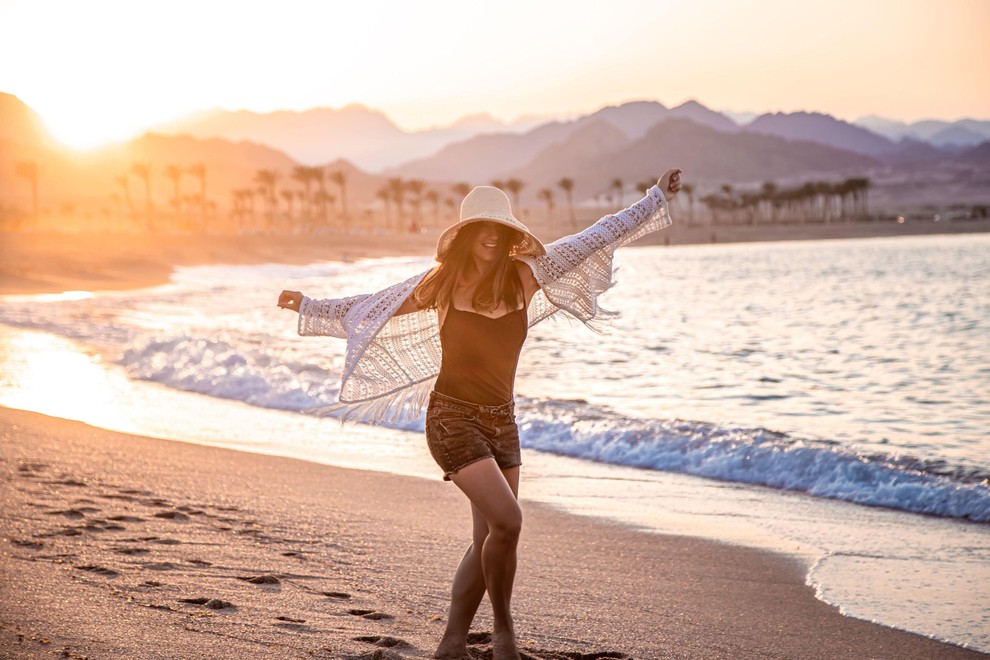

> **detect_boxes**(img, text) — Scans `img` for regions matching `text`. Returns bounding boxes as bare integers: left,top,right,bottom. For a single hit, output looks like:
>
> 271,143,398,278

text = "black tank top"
434,306,528,405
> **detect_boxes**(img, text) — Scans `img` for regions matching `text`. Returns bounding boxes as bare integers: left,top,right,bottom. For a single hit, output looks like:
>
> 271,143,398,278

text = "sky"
2,0,988,150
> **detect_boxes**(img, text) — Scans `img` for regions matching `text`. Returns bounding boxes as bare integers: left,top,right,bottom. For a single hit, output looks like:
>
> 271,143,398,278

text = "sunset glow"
2,0,988,151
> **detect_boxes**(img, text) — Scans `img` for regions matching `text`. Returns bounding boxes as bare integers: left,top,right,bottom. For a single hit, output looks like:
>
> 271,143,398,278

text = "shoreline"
2,219,989,295
1,406,982,659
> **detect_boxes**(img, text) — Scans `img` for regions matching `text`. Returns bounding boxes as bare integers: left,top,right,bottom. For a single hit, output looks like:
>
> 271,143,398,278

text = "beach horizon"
3,216,990,295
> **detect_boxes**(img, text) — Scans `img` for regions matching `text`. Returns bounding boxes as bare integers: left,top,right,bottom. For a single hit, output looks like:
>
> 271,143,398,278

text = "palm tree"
760,182,777,225
164,164,182,214
329,170,348,222
281,189,296,225
611,178,624,207
238,188,256,231
424,189,441,228
291,166,314,222
444,197,457,222
131,162,152,227
187,163,207,214
310,167,326,229
311,190,333,231
557,177,576,229
720,184,735,224
405,179,427,231
452,182,472,199
253,169,279,229
845,177,871,220
504,178,525,209
491,179,506,191
636,180,655,196
537,188,555,229
375,186,392,231
14,160,39,220
388,177,405,231
115,174,134,219
682,182,696,225
701,194,724,226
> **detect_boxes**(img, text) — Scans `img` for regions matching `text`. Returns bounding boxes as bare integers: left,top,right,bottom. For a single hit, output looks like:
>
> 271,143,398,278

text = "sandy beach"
0,407,983,659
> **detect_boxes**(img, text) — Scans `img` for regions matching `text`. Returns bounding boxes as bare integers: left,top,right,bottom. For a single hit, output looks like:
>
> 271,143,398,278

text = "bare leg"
434,461,521,660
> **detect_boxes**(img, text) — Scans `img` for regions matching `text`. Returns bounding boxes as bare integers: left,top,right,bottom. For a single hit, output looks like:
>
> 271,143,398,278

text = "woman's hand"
278,290,303,313
658,169,683,200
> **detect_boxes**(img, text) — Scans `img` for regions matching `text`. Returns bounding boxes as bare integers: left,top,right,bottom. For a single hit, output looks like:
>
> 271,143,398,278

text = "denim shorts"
425,391,522,481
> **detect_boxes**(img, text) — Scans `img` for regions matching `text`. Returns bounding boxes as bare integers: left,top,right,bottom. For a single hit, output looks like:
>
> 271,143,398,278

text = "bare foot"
493,629,520,660
433,637,468,659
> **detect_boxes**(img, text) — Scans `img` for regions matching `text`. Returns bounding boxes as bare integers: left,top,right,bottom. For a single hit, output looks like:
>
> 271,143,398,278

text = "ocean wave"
121,335,339,411
515,399,990,523
116,332,990,523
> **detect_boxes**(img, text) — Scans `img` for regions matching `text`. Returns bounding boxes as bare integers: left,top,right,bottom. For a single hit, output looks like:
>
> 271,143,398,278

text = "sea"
1,233,988,651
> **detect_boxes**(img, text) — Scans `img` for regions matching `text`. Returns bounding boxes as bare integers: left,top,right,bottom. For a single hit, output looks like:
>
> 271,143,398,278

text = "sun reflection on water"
0,329,133,430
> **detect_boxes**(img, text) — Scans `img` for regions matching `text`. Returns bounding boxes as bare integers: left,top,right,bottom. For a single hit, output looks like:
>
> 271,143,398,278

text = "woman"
278,169,681,659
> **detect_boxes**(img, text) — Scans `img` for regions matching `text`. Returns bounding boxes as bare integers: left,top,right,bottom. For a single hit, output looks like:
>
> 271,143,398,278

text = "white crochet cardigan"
298,185,671,423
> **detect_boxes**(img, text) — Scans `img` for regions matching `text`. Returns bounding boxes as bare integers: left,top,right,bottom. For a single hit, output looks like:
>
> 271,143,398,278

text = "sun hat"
436,186,546,261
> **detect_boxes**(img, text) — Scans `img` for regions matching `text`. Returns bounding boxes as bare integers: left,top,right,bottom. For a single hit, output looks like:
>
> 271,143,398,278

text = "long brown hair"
415,222,524,313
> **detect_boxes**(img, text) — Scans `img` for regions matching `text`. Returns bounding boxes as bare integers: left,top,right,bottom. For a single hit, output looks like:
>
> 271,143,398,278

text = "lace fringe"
305,378,436,426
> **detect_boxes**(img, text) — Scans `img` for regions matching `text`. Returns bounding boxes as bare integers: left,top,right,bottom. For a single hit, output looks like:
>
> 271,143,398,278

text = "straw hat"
436,186,546,261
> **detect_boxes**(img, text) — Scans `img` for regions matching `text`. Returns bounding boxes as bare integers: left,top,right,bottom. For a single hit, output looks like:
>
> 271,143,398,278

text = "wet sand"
1,407,982,659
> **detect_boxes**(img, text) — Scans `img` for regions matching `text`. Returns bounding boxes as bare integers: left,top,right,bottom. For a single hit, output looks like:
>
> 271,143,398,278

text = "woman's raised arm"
277,290,303,312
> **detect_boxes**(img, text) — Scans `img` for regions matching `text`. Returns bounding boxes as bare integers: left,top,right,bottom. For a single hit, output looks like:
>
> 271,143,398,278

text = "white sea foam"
114,330,990,523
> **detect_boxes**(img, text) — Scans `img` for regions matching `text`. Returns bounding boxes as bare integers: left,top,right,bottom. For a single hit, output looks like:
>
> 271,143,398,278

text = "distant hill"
153,105,545,171
507,118,878,202
855,115,990,147
385,119,579,182
957,140,990,164
155,105,407,170
668,100,741,133
0,92,52,148
746,111,898,157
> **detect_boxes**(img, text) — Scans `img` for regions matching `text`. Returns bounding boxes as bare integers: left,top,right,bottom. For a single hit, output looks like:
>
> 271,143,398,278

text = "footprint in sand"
47,478,87,487
11,539,45,549
322,591,351,600
354,635,413,650
153,510,189,521
469,631,631,659
84,519,126,532
273,616,312,631
73,564,119,577
142,562,177,571
107,515,145,523
114,547,149,556
348,650,403,660
46,509,86,519
237,574,280,585
178,597,235,610
347,609,393,621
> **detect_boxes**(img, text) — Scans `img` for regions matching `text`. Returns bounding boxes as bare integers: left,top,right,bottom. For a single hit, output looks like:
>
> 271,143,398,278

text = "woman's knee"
488,506,522,542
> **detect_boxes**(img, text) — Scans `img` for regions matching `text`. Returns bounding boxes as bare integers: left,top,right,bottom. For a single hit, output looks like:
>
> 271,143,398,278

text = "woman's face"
469,222,507,265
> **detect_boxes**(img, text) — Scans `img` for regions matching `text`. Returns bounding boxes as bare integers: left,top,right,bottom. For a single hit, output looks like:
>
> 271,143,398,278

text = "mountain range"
151,99,990,174
2,91,988,215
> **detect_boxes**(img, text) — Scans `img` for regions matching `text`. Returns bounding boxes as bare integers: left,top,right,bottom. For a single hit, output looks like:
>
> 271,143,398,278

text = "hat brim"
436,217,546,261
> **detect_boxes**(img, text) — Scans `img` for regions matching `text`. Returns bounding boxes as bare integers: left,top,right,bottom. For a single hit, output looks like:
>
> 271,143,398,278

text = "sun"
36,105,159,152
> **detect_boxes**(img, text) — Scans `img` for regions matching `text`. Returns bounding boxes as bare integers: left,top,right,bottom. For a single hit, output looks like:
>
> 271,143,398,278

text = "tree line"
5,159,887,234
